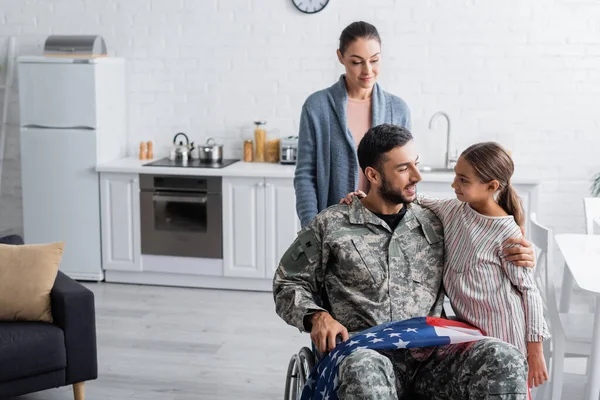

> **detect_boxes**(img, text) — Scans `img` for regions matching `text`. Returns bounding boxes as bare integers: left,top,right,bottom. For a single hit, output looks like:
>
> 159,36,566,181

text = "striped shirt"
418,195,550,355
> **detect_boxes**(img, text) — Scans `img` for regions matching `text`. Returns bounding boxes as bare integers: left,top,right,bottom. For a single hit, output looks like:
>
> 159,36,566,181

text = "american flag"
300,317,489,400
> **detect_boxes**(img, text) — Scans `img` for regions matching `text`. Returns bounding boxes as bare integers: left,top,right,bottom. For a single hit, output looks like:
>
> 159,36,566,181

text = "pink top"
347,98,372,193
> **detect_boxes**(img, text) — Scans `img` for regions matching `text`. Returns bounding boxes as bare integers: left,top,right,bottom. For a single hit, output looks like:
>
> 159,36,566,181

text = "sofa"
0,234,98,399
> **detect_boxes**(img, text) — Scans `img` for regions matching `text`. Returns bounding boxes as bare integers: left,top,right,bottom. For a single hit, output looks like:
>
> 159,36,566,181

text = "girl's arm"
499,245,550,343
500,241,550,386
414,194,459,225
527,341,549,387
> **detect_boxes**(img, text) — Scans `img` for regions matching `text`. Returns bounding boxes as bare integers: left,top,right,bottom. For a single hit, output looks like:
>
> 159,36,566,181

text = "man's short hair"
357,124,413,173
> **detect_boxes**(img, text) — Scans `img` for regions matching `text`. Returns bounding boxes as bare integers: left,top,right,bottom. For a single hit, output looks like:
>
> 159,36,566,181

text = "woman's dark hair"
357,124,413,174
339,21,381,55
461,142,524,228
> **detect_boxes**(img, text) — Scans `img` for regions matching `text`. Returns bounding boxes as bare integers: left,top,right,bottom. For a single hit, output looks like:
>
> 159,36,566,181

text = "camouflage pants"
337,338,528,400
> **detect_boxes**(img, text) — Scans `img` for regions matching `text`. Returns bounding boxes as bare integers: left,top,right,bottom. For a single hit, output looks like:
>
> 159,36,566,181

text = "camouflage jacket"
273,197,445,333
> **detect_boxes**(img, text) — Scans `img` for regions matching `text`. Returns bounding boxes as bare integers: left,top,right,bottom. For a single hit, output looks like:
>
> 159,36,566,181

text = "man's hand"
310,311,350,353
503,228,535,268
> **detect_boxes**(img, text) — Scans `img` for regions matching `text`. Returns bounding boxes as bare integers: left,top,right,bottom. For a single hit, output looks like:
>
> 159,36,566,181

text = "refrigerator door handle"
22,124,95,130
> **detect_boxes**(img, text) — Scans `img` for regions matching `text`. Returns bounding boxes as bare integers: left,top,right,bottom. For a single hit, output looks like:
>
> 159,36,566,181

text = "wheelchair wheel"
298,347,315,376
284,347,316,400
284,354,301,400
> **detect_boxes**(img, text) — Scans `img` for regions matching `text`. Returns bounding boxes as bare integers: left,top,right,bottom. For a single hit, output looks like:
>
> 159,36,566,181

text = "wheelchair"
284,336,342,400
284,345,316,400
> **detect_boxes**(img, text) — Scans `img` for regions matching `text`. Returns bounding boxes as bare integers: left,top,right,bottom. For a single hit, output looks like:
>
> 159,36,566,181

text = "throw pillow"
0,242,65,322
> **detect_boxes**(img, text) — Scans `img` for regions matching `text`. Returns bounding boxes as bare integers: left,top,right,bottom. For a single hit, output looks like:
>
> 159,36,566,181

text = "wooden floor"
15,282,589,400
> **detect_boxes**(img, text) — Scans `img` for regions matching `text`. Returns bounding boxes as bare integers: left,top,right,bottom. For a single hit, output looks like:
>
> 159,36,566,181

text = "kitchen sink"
420,166,455,173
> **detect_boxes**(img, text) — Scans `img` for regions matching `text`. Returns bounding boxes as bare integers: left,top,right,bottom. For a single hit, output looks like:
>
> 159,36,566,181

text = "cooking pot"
200,138,224,163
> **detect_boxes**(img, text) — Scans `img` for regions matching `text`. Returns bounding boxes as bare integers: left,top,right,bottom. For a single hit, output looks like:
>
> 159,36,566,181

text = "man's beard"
378,172,413,206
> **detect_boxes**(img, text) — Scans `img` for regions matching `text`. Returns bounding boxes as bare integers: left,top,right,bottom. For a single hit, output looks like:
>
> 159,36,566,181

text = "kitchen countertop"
96,158,541,184
96,158,298,178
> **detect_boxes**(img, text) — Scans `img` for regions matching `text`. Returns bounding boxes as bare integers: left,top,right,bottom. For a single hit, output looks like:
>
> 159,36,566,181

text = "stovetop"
143,158,240,169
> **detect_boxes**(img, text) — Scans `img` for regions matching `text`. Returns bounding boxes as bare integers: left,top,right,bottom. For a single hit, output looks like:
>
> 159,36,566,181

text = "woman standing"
295,21,412,227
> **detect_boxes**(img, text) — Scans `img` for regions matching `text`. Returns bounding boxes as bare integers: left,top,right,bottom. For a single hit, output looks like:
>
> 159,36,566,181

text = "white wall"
1,0,599,236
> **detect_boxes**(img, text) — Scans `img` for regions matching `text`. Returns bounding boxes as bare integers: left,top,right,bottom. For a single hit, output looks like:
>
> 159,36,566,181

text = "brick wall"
1,0,599,236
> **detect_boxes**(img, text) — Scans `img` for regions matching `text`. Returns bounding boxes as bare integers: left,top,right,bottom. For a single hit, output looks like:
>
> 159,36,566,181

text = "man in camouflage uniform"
274,124,534,399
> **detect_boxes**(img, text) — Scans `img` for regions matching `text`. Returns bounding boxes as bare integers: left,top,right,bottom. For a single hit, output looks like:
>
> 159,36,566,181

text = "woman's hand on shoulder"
339,190,367,205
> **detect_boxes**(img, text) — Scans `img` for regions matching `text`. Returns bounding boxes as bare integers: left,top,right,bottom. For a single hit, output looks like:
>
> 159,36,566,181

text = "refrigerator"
18,56,127,281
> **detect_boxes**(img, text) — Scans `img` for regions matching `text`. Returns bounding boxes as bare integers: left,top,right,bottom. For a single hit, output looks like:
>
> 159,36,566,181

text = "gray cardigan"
294,75,411,228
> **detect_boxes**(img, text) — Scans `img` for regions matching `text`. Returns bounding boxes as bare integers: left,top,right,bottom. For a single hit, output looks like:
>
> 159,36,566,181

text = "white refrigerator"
18,56,127,281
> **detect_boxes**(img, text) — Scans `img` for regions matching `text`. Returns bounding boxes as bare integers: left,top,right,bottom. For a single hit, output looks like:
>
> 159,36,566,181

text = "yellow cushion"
0,242,65,322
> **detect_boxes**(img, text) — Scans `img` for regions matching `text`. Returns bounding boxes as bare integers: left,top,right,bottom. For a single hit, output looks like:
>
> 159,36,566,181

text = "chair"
583,197,600,234
529,213,593,400
0,235,98,399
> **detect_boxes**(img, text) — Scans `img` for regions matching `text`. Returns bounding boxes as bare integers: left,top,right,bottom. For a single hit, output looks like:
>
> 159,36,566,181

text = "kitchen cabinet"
264,178,302,278
97,160,540,292
222,177,265,278
223,177,301,279
100,173,142,272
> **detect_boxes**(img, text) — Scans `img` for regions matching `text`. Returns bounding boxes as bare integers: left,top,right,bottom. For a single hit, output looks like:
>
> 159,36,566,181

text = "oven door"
140,190,222,258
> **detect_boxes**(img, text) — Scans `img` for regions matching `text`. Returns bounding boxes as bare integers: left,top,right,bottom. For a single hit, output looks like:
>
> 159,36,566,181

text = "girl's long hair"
462,142,524,228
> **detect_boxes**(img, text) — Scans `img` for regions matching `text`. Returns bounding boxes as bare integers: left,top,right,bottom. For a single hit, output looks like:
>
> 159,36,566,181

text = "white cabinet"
223,177,301,279
97,167,540,292
100,173,142,271
265,178,303,278
222,177,265,278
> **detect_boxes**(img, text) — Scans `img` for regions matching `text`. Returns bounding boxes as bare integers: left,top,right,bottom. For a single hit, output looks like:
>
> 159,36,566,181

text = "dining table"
555,233,600,400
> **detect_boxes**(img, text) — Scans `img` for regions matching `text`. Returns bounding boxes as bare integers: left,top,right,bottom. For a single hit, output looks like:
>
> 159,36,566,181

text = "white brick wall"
1,0,599,237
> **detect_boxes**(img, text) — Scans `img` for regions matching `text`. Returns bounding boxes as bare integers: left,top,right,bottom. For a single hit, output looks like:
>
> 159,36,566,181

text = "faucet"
428,111,457,169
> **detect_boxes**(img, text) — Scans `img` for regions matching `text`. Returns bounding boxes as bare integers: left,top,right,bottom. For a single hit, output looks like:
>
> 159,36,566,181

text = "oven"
140,175,222,258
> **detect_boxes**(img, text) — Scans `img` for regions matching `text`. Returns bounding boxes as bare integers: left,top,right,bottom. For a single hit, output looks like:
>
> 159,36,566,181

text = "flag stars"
394,339,411,348
320,367,328,377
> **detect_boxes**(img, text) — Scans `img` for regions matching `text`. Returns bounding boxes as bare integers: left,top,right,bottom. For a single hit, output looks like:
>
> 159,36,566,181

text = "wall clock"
292,0,329,14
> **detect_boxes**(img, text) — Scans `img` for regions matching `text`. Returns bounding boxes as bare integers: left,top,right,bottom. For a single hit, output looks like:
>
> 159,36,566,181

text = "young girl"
418,142,550,390
343,141,550,389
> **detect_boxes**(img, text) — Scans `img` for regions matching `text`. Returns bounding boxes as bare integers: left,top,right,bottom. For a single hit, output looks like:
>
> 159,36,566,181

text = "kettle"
169,132,195,161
